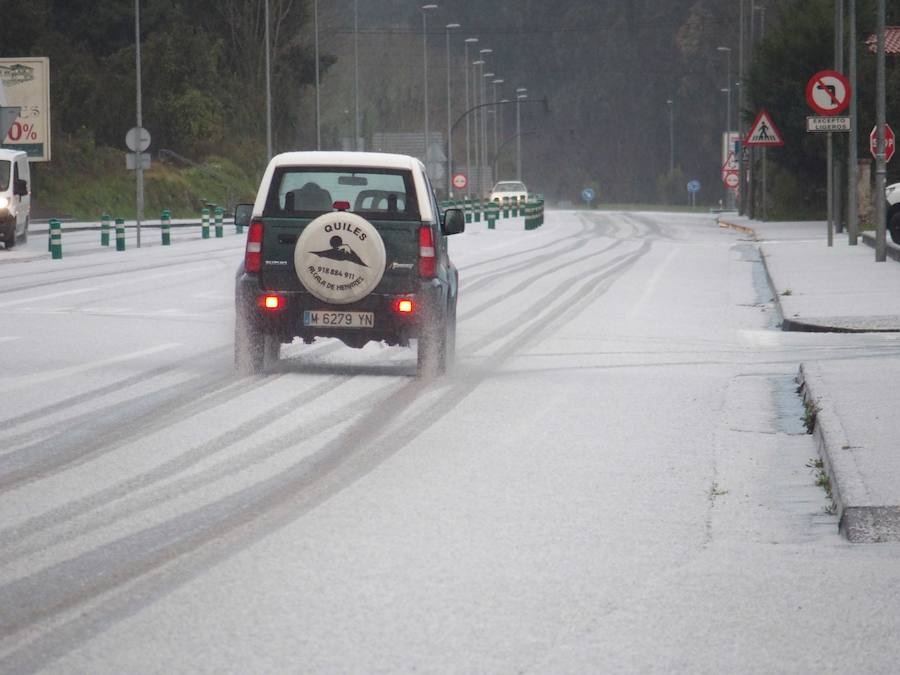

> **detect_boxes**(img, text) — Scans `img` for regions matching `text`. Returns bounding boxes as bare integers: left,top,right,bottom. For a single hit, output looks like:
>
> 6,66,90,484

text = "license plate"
303,310,375,329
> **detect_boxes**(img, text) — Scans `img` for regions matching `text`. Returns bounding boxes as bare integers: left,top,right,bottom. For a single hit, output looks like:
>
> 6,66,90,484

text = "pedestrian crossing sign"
745,110,784,147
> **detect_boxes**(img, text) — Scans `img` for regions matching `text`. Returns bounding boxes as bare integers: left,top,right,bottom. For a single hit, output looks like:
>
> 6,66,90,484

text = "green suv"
234,152,465,376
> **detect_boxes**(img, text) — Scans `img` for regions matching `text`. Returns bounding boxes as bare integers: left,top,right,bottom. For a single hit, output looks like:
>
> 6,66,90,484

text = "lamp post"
666,98,674,173
492,78,504,166
135,0,144,248
421,4,438,171
445,22,460,196
478,48,492,193
264,0,272,160
482,70,495,192
314,0,321,149
464,38,478,195
717,45,732,207
472,59,484,196
354,0,360,150
516,88,527,180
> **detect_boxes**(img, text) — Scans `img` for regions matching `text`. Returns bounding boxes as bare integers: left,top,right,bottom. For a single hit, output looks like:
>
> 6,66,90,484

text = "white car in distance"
489,180,528,204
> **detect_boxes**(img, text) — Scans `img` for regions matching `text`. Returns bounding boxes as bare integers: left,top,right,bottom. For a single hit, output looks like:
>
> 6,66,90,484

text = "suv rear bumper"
235,272,447,347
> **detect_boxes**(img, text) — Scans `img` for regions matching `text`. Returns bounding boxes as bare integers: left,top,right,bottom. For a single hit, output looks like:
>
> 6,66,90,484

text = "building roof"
866,26,900,54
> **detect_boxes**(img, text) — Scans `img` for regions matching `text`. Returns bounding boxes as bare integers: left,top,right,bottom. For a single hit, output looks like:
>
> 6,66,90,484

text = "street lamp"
492,78,504,167
516,87,527,180
445,23,460,195
421,4,438,171
464,38,478,195
482,70,495,192
717,46,732,135
472,58,485,196
314,0,321,149
478,48,492,193
666,99,674,173
354,0,360,150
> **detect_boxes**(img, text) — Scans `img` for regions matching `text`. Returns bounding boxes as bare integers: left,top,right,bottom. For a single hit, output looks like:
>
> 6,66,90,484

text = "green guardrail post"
161,209,171,245
538,198,545,227
464,197,472,224
100,213,111,246
502,196,510,219
215,206,224,238
115,217,126,251
473,197,481,223
49,219,62,259
201,207,210,239
486,201,498,230
235,208,244,234
524,201,535,231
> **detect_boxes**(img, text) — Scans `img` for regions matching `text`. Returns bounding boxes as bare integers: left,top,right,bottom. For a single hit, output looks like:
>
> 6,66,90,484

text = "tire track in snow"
0,213,655,666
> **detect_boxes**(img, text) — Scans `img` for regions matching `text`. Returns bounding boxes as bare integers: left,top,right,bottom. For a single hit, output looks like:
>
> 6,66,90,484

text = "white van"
0,148,31,248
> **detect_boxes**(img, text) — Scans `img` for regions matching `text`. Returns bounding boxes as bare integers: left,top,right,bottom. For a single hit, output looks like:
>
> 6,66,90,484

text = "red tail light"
258,294,284,311
333,200,351,211
245,219,264,273
419,225,436,278
393,298,415,314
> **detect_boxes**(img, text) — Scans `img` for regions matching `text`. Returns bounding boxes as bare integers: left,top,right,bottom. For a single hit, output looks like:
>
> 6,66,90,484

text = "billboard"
0,57,51,161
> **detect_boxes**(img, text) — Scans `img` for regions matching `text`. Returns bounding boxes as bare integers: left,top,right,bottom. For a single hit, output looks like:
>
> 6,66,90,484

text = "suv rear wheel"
416,302,456,377
235,312,280,375
889,209,900,245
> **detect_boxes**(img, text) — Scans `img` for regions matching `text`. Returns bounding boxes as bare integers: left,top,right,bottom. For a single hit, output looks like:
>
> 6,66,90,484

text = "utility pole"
834,0,844,234
738,0,745,216
134,0,143,248
874,0,887,261
848,0,859,245
265,0,272,159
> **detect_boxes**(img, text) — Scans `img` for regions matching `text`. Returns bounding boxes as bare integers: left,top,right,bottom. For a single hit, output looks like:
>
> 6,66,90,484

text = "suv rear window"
264,167,421,221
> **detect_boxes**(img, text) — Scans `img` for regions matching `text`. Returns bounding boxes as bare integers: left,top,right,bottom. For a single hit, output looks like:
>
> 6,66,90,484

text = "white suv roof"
253,151,436,222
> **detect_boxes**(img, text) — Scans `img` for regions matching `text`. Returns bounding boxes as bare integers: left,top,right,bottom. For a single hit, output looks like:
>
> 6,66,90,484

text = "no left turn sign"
805,70,851,116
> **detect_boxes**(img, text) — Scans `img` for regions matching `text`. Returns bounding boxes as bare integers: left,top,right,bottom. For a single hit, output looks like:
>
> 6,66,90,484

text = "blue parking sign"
581,188,596,203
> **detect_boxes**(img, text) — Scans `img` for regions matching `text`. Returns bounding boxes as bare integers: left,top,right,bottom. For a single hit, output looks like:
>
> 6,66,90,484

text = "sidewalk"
720,215,900,542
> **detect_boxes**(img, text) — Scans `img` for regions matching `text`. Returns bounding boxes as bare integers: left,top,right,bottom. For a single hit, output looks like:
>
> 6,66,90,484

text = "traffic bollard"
201,207,210,239
101,213,111,246
464,197,472,223
161,209,171,245
215,206,224,238
49,219,62,259
502,196,510,219
115,217,126,251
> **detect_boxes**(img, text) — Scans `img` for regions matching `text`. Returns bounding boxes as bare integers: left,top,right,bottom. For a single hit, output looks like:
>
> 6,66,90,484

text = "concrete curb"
859,231,900,262
797,363,900,543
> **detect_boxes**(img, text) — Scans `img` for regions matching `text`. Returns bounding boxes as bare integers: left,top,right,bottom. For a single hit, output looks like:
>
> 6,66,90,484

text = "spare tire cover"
294,211,386,304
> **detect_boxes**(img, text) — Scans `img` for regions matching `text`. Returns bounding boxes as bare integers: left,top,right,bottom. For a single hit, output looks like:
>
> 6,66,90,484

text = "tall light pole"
717,45,732,207
666,98,674,173
134,0,144,248
472,59,484,196
875,0,887,261
354,0,360,150
492,78,504,169
464,38,478,195
848,0,859,245
421,4,438,171
482,70,495,192
445,22,460,195
264,0,272,160
479,48,492,193
516,88,527,180
314,0,321,149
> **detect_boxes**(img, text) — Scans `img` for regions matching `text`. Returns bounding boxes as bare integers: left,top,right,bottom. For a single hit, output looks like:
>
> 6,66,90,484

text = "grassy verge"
31,133,263,220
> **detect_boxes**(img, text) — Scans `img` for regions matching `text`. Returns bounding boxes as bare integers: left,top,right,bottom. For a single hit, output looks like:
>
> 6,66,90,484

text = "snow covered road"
2,211,900,673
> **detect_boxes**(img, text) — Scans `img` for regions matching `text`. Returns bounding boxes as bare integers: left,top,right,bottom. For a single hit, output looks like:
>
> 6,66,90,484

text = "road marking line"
0,343,181,391
627,247,679,320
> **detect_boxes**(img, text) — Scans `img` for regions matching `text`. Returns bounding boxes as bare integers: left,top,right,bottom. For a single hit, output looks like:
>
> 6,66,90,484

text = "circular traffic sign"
125,126,151,152
723,172,739,189
687,180,701,194
581,187,596,203
805,70,851,116
452,173,468,190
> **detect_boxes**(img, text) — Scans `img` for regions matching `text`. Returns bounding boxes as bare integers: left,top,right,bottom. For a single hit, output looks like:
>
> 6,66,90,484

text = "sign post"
687,180,700,207
745,110,785,220
805,70,852,247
